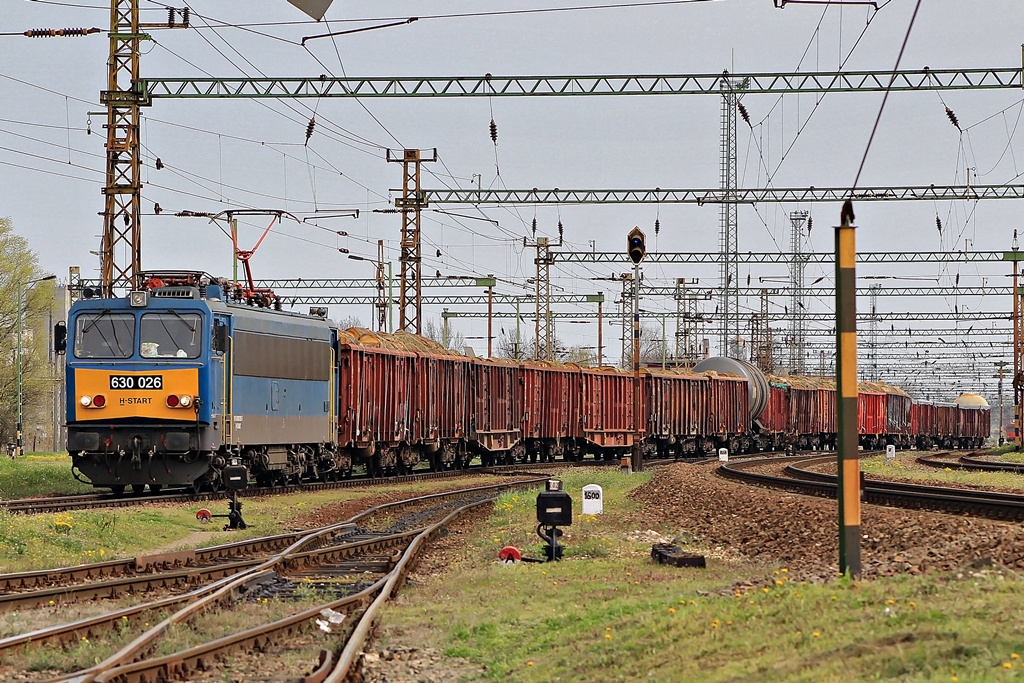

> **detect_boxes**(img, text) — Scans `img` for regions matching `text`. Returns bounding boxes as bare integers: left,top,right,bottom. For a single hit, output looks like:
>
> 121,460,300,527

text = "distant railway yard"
1,450,1023,681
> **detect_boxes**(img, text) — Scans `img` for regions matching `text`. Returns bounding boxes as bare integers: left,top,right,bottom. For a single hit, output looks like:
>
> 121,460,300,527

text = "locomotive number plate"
109,374,163,390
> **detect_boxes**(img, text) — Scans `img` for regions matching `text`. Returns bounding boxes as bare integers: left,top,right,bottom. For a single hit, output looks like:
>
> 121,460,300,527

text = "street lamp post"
17,275,56,457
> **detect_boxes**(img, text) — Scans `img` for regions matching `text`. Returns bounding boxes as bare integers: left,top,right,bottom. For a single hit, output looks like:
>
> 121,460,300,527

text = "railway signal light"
627,226,646,264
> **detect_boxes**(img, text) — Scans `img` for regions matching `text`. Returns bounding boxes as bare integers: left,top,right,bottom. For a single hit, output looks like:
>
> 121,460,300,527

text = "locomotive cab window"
140,312,202,359
74,312,135,359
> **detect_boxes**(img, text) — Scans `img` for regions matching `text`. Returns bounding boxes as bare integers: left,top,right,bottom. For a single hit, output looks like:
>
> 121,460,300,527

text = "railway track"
917,451,1024,474
2,476,548,682
1,460,586,515
718,454,1024,522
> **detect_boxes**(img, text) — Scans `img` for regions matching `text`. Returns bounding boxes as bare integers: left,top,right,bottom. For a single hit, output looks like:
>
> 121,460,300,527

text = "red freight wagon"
469,358,522,465
953,394,991,448
776,376,836,451
520,361,582,461
580,366,635,455
645,369,712,456
417,349,471,470
886,390,913,447
935,403,958,446
337,330,418,475
759,381,790,448
911,401,937,449
705,373,750,451
857,384,887,448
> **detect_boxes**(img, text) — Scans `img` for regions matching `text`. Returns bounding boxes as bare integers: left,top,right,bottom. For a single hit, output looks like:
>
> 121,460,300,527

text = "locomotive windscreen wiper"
81,308,111,334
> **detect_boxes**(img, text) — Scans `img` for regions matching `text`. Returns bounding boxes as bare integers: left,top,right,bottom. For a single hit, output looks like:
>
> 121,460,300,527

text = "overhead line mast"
100,1,186,296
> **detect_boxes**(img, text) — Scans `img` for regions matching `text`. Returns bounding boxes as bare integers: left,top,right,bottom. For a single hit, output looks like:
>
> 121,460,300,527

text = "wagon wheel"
131,484,146,495
110,485,125,497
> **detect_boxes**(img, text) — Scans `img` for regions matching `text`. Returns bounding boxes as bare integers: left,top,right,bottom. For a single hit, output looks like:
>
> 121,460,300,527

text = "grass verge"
861,453,1024,491
378,467,1024,682
0,453,94,499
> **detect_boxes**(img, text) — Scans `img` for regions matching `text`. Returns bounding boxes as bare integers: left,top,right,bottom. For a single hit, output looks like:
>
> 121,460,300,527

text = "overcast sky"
2,0,1023,399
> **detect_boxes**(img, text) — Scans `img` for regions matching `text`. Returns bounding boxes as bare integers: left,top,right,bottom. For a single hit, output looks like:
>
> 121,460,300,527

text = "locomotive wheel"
110,485,125,497
131,484,146,495
190,480,202,495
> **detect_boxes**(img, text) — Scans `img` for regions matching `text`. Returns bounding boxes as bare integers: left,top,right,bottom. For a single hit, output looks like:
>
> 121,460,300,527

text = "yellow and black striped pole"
836,199,860,577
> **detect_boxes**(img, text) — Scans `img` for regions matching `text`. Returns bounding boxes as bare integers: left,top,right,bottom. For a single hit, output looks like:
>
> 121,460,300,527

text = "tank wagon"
62,272,991,493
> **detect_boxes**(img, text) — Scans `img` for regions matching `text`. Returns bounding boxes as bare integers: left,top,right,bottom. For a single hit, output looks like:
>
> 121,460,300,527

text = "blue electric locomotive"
65,272,344,494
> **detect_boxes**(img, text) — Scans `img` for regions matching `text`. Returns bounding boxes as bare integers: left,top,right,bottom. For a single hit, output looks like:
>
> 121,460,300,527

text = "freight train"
61,272,991,494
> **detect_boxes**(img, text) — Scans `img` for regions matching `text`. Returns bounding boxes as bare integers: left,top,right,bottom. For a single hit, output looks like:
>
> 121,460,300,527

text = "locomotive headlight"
80,395,92,407
179,395,192,408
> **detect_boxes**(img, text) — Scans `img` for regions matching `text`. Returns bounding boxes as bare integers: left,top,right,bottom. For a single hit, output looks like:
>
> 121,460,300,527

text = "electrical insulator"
182,8,190,26
305,117,316,145
806,216,812,235
654,218,660,236
945,107,961,131
558,220,563,240
154,203,162,215
531,217,537,236
737,101,751,127
155,158,164,170
935,215,943,234
168,7,176,27
23,27,101,37
489,119,498,144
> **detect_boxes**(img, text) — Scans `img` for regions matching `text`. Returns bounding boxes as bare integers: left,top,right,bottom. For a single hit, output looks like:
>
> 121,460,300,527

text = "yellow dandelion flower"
781,568,788,573
527,661,533,667
493,537,500,542
748,600,755,605
606,627,612,631
909,601,916,607
668,607,676,613
711,622,719,629
886,599,895,605
626,572,632,577
553,581,558,586
99,549,105,557
48,600,55,606
762,587,769,593
605,633,611,640
830,595,838,601
1003,663,1013,669
775,579,784,586
773,570,779,576
1012,654,1020,660
679,599,686,604
542,571,547,575
689,600,696,605
812,632,820,638
726,620,732,626
951,676,959,682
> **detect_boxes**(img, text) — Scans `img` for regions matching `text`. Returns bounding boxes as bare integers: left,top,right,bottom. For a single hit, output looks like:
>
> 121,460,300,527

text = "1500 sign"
109,374,163,390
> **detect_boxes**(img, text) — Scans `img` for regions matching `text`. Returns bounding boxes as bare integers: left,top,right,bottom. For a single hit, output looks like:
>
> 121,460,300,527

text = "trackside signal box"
537,479,572,526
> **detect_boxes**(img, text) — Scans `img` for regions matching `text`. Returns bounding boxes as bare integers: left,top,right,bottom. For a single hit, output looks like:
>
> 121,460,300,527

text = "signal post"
627,227,646,472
